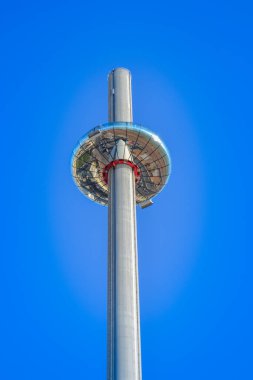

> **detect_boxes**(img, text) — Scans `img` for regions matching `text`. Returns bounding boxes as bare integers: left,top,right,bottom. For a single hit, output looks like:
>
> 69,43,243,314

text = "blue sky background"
1,1,252,379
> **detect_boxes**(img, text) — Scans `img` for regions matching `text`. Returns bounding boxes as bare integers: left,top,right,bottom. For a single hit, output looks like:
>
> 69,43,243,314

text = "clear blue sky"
1,1,252,379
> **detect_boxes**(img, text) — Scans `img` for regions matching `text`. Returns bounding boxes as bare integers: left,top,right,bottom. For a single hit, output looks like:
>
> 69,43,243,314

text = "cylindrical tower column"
108,68,133,122
107,68,142,380
72,67,171,380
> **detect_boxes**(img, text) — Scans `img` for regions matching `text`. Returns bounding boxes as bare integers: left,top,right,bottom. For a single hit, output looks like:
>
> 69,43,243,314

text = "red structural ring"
103,159,140,184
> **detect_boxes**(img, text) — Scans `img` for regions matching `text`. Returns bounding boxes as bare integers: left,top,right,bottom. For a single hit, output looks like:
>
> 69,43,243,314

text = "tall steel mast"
71,68,171,380
107,68,141,380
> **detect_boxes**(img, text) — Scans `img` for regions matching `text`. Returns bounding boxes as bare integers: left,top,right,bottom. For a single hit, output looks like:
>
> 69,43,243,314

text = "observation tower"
71,68,171,380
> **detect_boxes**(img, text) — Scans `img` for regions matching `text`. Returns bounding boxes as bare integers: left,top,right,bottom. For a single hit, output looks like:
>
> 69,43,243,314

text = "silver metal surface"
108,72,141,379
108,140,141,380
71,68,171,380
71,123,171,206
108,68,132,122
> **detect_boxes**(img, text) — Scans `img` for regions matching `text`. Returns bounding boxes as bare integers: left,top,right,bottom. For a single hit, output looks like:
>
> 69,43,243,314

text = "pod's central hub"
103,159,140,184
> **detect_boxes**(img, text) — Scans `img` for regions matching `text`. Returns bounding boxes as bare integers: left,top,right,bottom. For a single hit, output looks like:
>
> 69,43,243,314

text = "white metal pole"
107,68,142,380
108,67,133,122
